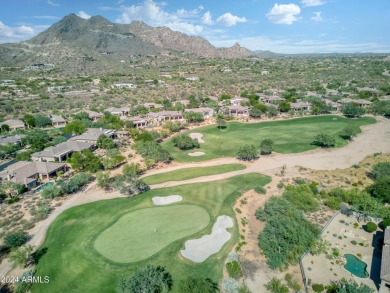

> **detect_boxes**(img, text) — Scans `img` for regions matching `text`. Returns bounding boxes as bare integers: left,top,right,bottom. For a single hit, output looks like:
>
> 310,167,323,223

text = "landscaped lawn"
32,173,271,293
163,115,376,162
142,164,246,185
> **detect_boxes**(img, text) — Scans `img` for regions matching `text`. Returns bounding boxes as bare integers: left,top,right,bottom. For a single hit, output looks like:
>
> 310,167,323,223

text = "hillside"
127,21,252,59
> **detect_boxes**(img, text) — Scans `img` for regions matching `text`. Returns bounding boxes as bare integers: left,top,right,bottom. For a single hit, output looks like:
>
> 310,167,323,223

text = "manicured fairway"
163,115,376,162
32,173,271,293
142,164,246,185
94,204,210,263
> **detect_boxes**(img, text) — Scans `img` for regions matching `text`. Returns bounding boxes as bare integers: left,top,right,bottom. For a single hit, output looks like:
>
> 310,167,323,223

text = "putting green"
94,204,210,263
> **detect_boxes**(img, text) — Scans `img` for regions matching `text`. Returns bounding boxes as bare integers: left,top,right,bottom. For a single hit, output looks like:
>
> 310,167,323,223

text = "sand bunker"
180,215,233,262
188,152,205,156
189,133,205,143
152,195,183,205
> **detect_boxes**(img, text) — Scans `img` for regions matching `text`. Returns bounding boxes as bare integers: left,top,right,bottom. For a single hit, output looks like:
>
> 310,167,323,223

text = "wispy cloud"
0,21,49,43
311,12,323,22
47,0,60,7
266,4,301,25
201,11,213,25
216,13,247,27
30,15,60,20
116,0,204,35
301,0,327,7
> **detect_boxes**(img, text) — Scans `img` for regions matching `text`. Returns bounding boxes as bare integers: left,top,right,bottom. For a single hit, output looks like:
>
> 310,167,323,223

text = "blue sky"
0,0,389,53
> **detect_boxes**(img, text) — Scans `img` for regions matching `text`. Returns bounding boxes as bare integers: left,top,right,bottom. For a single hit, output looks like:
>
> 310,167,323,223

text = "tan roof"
83,110,103,118
381,242,390,283
147,111,183,118
0,161,65,182
0,134,26,146
50,115,66,123
184,107,213,114
0,119,25,128
31,141,94,159
71,128,115,142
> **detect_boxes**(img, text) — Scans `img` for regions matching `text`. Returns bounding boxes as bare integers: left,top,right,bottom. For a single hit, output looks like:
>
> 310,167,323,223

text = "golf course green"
142,164,246,185
94,204,210,263
163,115,376,162
32,173,271,293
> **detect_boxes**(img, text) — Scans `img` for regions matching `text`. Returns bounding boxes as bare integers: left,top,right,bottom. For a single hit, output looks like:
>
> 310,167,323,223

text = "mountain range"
0,14,252,74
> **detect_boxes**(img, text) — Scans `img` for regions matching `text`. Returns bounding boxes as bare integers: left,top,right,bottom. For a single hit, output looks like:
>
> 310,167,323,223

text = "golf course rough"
181,215,234,263
94,204,210,263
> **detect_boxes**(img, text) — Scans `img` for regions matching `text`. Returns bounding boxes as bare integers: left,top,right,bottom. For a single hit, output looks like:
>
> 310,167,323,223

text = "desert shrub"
178,277,218,293
370,162,390,180
351,240,357,245
14,270,35,293
312,283,324,292
283,185,319,212
41,184,61,199
58,172,92,195
226,261,243,279
365,222,377,233
324,196,343,210
260,139,273,155
4,231,28,248
133,140,171,163
31,203,52,221
264,277,289,293
236,144,258,161
254,185,266,194
313,133,336,148
223,278,241,293
172,134,200,150
366,176,390,203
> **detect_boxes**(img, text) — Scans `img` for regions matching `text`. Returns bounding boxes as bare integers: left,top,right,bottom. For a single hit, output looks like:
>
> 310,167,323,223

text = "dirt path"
148,116,390,189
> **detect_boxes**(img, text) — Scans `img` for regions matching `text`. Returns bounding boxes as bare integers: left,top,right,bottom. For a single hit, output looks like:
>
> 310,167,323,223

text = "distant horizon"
1,0,390,54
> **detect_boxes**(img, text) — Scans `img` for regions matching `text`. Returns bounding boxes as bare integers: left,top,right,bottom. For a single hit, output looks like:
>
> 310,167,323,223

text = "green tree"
117,265,173,293
249,108,262,118
218,93,232,101
102,149,125,170
172,134,200,150
342,103,365,118
23,114,36,128
68,150,102,172
0,181,24,199
178,277,219,293
58,172,92,194
33,114,52,127
185,112,204,123
0,124,10,132
366,176,390,203
96,134,116,149
260,139,274,155
370,162,390,180
163,121,185,133
264,278,289,293
236,144,258,161
217,116,227,129
4,231,28,248
267,106,278,117
279,101,291,112
52,135,67,145
9,245,34,268
63,120,85,135
340,126,357,140
226,261,243,279
96,172,112,189
313,133,336,148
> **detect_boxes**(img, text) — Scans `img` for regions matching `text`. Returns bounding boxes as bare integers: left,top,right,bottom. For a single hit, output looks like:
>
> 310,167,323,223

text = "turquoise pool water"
344,254,369,278
35,181,55,192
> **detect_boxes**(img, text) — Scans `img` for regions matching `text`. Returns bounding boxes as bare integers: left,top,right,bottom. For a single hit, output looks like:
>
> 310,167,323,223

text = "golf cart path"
148,117,390,189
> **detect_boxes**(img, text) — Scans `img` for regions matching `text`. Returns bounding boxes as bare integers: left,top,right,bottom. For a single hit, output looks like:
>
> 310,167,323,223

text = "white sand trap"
188,152,205,156
181,215,233,263
189,133,205,143
152,195,183,205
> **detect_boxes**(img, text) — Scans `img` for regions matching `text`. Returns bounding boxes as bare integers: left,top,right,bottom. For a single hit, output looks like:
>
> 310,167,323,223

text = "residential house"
260,96,285,104
0,161,66,189
338,98,372,108
104,107,129,117
324,99,342,111
70,128,116,144
83,110,104,121
0,134,26,147
31,141,95,162
147,111,184,126
143,103,164,110
49,115,67,128
184,107,215,119
125,117,148,128
338,98,353,104
0,119,25,131
291,101,312,112
380,228,390,292
231,97,250,106
208,96,218,102
111,83,136,89
116,131,130,139
223,105,249,117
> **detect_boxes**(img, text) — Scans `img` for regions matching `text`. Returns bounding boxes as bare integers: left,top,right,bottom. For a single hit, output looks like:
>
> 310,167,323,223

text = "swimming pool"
344,254,369,278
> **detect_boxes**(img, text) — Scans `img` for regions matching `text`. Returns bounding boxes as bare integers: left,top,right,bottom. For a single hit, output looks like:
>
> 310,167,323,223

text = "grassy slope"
142,164,246,185
94,204,210,263
163,115,376,162
32,173,271,293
